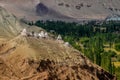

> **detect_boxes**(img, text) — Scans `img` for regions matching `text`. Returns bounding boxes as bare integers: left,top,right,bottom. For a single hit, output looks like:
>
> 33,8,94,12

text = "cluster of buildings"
20,28,71,47
21,29,48,39
105,15,120,21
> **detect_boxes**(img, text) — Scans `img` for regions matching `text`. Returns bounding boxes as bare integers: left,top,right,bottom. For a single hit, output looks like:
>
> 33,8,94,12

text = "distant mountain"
0,6,116,80
0,0,120,22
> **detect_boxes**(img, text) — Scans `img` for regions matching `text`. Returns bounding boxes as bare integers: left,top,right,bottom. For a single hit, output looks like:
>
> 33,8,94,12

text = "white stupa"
34,32,37,37
38,31,45,38
38,33,42,38
44,32,48,38
40,31,45,38
21,28,27,36
57,35,62,40
64,42,70,47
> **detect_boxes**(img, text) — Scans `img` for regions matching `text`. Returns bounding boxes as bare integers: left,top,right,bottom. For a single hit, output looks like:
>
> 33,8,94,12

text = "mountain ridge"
0,0,120,21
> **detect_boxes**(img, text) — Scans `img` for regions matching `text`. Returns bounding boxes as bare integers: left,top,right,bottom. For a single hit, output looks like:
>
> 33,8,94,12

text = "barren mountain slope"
0,35,117,80
0,0,120,21
0,6,43,44
0,6,117,80
0,6,23,38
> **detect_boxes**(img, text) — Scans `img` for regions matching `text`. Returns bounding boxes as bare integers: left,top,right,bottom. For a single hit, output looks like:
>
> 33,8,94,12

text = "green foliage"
63,36,75,44
108,50,117,57
101,52,110,71
35,20,94,37
101,52,115,74
117,54,120,61
112,63,115,75
115,43,120,51
115,67,120,80
80,37,89,44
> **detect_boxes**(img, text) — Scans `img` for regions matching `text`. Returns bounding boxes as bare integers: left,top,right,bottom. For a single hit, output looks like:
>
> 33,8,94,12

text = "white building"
44,32,48,38
38,33,42,38
57,35,62,40
21,28,27,36
40,31,45,38
34,32,37,37
64,42,70,47
38,31,48,38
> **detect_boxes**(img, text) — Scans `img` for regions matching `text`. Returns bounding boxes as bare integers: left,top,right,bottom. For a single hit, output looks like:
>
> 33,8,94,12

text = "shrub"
108,50,117,57
58,3,64,6
117,54,120,61
115,43,120,51
80,37,89,44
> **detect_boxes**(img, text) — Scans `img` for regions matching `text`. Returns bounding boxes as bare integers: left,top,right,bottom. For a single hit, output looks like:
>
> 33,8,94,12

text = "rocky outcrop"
0,35,117,80
0,56,116,80
0,6,23,38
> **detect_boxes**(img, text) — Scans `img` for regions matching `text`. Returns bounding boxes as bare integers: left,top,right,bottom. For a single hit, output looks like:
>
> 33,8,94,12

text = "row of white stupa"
21,29,70,47
21,29,62,40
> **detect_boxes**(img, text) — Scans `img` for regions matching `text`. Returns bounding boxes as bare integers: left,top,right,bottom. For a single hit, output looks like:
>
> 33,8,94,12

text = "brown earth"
0,36,117,80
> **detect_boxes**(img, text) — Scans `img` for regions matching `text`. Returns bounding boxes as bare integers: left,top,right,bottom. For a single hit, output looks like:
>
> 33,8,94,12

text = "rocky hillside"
0,0,120,21
0,6,44,43
0,6,117,80
0,6,23,38
0,36,117,80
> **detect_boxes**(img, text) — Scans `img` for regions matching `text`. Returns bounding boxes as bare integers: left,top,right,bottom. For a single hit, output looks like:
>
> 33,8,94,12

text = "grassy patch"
114,62,120,67
104,47,120,54
115,43,120,51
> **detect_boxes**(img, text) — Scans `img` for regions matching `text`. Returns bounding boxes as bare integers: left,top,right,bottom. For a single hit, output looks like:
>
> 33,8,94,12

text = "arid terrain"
0,5,117,80
0,0,120,21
